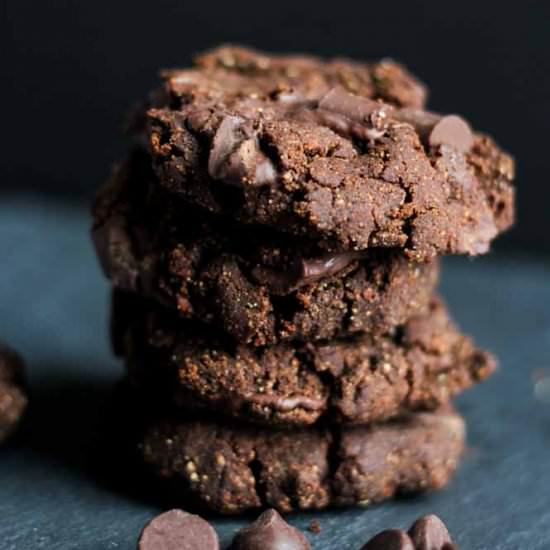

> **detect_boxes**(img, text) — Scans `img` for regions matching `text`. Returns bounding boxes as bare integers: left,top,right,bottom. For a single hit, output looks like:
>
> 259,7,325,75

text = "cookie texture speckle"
93,153,439,346
0,342,27,444
116,293,495,427
139,45,514,259
140,408,465,514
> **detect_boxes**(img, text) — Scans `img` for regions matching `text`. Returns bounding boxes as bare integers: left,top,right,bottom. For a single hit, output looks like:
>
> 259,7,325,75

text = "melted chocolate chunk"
251,250,369,293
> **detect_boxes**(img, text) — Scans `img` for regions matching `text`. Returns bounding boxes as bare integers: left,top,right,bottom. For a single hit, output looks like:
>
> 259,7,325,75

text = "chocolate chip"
231,509,310,550
428,115,473,152
319,87,394,127
361,529,415,550
208,115,249,179
408,515,454,550
395,108,473,152
137,509,219,550
208,115,276,186
315,87,394,142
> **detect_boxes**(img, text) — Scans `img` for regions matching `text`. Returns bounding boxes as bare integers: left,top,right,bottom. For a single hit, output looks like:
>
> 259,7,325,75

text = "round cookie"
93,152,439,346
116,293,495,427
141,46,514,260
140,407,465,514
0,342,27,444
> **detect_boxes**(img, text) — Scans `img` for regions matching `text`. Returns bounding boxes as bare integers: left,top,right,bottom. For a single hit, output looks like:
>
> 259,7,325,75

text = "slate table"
1,197,549,549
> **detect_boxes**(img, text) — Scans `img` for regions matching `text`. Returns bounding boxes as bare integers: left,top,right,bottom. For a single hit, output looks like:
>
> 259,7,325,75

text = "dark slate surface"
0,197,549,550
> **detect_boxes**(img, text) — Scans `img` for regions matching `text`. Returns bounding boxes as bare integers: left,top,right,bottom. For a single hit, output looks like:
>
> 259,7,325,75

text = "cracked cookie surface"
115,293,495,427
140,407,465,514
93,153,438,346
140,45,514,260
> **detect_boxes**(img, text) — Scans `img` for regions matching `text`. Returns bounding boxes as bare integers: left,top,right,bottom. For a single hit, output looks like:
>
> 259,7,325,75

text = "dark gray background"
2,0,550,255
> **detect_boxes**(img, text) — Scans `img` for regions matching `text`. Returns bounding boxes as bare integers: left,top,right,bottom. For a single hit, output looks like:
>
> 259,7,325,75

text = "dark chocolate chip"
314,87,394,141
231,509,310,550
208,115,249,179
318,87,394,127
208,115,276,186
428,115,473,152
395,109,473,152
361,529,415,550
137,509,219,550
408,515,454,550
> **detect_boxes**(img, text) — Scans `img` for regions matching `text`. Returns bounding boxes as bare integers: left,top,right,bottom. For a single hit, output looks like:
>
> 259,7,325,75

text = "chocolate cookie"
0,342,27,444
141,46,514,260
116,293,495,427
140,407,465,514
93,153,438,346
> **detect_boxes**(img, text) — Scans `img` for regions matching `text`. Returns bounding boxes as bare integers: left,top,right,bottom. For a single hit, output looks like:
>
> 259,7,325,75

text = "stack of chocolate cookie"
92,46,515,514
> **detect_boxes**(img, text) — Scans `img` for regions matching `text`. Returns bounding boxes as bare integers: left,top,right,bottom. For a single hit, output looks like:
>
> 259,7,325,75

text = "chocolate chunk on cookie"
139,46,514,259
0,342,27,444
116,293,495,427
93,152,438,345
139,408,465,514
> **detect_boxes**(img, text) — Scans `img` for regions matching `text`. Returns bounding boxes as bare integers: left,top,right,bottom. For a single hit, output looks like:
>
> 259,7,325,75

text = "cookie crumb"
308,519,322,534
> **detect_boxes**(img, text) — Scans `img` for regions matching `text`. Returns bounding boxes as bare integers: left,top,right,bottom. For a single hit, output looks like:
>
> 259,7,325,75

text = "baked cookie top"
140,45,514,260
